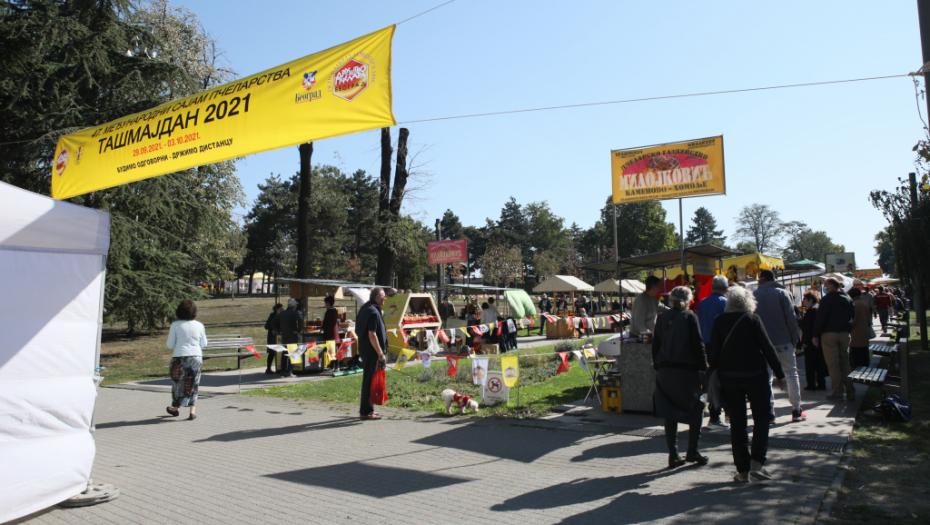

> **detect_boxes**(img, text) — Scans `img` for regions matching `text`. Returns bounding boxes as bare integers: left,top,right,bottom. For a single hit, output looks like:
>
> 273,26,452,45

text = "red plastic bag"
370,368,388,405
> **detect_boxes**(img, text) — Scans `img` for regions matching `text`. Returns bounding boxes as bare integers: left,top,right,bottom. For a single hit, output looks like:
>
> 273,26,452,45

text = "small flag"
419,351,432,368
245,345,260,359
573,350,588,371
542,313,556,324
501,356,519,387
437,329,450,344
472,357,488,385
446,355,459,376
396,349,415,370
556,352,570,375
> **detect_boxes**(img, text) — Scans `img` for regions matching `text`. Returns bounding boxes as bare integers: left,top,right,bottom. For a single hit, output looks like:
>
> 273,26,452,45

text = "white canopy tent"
532,275,594,293
0,182,110,521
593,279,646,294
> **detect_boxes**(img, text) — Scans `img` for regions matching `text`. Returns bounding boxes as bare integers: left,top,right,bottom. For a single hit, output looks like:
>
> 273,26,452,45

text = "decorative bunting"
419,351,432,368
472,357,488,385
245,345,260,359
396,349,415,370
446,355,459,376
573,350,588,371
501,356,519,387
437,329,450,344
556,352,570,374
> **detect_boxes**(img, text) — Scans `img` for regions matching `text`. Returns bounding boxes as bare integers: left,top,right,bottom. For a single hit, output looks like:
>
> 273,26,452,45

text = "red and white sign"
428,239,468,265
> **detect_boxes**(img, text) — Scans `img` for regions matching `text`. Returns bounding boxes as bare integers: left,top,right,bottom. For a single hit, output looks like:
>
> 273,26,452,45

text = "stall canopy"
581,244,740,274
0,181,110,522
532,275,595,293
869,277,900,285
593,279,645,294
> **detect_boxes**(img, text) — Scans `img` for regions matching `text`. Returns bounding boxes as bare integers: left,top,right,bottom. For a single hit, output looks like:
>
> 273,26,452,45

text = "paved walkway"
15,387,842,525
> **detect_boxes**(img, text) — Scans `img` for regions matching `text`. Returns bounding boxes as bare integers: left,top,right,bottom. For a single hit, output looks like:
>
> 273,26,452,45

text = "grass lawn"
99,294,360,385
832,311,930,525
247,337,611,418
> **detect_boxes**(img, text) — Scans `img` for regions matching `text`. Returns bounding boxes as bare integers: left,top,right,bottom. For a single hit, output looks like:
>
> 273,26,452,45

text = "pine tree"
685,207,725,246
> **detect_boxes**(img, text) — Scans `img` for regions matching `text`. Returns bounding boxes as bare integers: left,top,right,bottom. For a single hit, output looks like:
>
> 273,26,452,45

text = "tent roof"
581,244,741,274
0,181,109,254
593,279,646,294
532,275,595,292
436,284,522,293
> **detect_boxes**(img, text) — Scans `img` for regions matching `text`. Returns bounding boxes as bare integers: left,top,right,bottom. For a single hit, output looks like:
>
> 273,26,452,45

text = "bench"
848,366,887,388
869,343,897,358
201,335,258,369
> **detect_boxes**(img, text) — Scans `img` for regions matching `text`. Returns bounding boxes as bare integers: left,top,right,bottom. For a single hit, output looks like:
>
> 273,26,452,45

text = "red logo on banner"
333,59,368,101
428,239,468,265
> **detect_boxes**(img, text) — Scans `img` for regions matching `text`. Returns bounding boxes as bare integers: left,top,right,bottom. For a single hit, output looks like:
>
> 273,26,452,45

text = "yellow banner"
51,26,396,199
611,136,725,205
501,356,519,387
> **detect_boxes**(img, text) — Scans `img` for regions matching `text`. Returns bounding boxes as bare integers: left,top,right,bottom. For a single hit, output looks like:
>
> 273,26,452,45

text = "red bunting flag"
401,329,408,347
556,352,570,375
446,355,459,376
542,313,556,324
525,316,535,326
245,345,260,359
437,329,450,344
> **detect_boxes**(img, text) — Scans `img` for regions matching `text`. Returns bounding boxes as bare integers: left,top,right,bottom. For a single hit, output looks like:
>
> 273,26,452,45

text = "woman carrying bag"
707,287,786,482
652,286,709,469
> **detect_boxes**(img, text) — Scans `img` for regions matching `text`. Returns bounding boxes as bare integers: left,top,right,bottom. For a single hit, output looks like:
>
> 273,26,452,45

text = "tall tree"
439,209,465,241
479,239,523,287
1,0,247,330
733,204,784,255
874,226,896,277
344,169,379,278
781,221,844,263
375,127,411,287
685,207,725,246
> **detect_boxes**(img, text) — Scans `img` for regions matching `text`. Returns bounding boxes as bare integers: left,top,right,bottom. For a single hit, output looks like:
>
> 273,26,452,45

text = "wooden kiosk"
381,293,442,354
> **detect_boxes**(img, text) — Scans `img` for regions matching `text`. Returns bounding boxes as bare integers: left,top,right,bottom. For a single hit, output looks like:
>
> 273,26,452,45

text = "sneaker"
718,419,730,428
282,373,297,378
734,471,750,483
826,394,844,401
750,460,772,481
792,410,808,422
707,419,723,428
803,386,816,392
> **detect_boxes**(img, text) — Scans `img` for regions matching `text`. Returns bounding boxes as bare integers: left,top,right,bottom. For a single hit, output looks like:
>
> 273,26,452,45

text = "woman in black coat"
652,286,708,469
707,287,786,483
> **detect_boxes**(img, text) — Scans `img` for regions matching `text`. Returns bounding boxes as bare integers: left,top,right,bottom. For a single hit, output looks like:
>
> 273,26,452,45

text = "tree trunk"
389,128,409,216
376,128,394,286
297,142,313,312
248,273,254,295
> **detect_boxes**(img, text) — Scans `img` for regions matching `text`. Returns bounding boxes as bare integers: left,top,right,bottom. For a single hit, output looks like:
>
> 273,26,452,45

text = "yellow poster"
381,295,407,326
395,349,415,370
611,136,725,205
51,26,396,199
501,356,519,387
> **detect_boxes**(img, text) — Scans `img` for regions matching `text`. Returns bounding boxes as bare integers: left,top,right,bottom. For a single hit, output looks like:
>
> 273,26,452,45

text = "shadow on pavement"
412,420,588,463
95,416,178,429
265,461,472,498
195,418,361,442
569,436,667,463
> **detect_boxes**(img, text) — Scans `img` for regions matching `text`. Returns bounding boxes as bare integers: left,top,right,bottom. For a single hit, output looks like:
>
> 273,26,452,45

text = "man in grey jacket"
631,275,668,336
753,270,806,422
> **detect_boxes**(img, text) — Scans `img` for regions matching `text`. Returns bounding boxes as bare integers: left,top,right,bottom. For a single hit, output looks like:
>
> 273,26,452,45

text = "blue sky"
178,0,925,268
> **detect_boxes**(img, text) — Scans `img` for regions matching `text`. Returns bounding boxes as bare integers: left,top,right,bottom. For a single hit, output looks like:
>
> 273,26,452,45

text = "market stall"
591,279,640,332
581,244,740,411
381,293,442,355
533,275,595,339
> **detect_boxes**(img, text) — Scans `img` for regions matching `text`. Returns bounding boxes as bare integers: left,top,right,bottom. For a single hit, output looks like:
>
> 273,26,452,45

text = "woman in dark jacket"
707,287,786,483
652,286,708,469
799,292,828,390
264,303,283,374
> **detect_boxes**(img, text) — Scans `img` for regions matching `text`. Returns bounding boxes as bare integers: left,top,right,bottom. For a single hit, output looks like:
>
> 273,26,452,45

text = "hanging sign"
427,239,468,264
825,252,856,272
692,256,717,276
611,135,726,204
51,26,396,199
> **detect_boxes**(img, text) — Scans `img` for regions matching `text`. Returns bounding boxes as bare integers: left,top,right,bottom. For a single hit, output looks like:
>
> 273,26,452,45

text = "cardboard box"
480,344,500,355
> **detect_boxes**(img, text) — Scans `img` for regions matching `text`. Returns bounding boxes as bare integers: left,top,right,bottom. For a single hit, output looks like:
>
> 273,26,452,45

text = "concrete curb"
815,444,853,524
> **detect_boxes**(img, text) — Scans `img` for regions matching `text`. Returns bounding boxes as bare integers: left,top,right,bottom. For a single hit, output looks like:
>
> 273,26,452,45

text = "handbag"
867,324,877,339
707,313,748,408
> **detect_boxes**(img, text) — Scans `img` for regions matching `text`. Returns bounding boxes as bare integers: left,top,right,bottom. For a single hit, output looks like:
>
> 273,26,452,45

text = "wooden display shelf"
402,322,442,329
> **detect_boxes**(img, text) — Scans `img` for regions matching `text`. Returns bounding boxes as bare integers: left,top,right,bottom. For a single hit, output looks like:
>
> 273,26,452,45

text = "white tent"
532,275,594,293
0,182,110,522
593,279,646,294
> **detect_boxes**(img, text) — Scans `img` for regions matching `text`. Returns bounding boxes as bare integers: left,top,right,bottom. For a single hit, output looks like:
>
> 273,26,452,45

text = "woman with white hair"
707,286,786,483
652,286,709,469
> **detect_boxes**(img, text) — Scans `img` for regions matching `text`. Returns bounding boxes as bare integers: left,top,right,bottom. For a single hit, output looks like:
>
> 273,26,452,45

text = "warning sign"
482,370,509,405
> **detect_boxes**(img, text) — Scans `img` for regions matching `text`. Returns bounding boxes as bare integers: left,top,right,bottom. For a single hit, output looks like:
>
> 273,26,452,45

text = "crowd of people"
161,272,897,482
646,269,890,482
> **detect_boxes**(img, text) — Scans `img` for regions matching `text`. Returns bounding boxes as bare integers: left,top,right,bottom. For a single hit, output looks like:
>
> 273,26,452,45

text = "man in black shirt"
357,287,388,420
273,299,301,378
